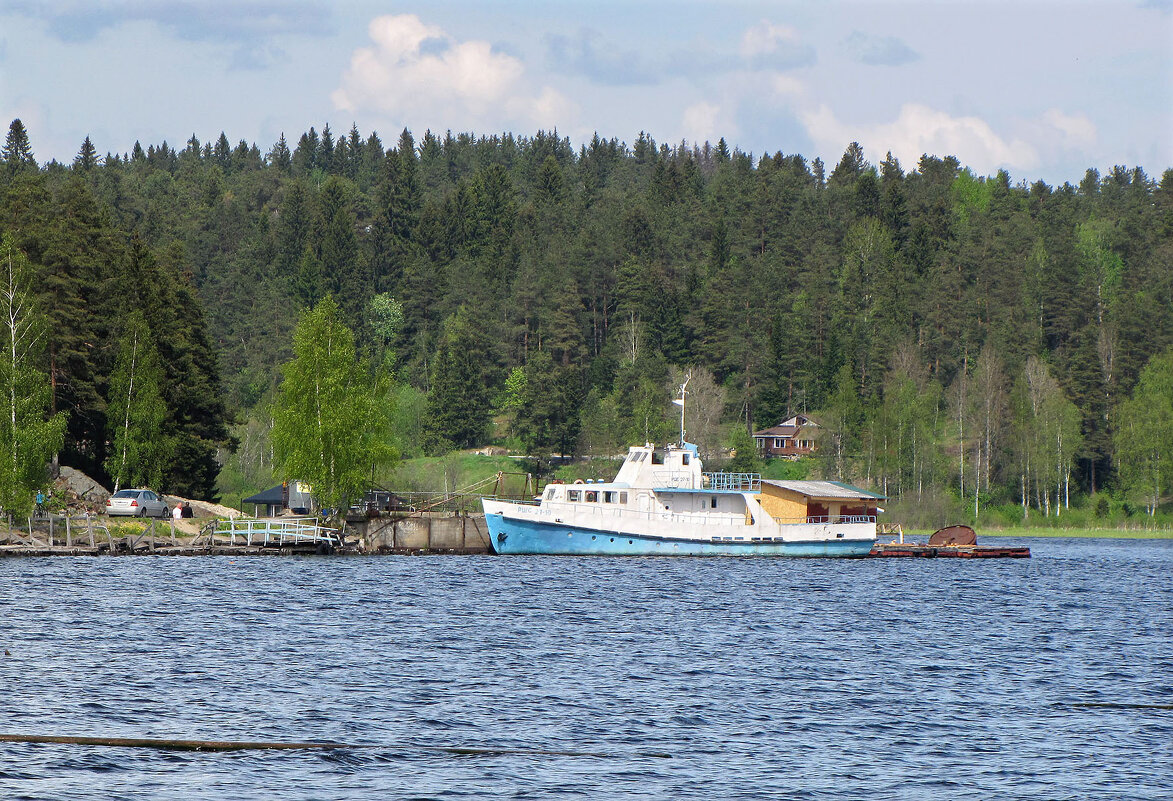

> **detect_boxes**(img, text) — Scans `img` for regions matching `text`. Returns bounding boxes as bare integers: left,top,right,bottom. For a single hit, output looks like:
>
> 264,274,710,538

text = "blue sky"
1,0,1170,185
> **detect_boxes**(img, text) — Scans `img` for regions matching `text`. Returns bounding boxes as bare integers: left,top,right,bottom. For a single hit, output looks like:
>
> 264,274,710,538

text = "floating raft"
868,543,1030,558
869,523,1030,558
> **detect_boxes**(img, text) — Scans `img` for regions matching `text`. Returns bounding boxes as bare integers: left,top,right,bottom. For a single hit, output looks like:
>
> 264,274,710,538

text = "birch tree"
0,234,66,517
1018,357,1083,516
1115,348,1173,515
104,310,168,491
272,296,394,513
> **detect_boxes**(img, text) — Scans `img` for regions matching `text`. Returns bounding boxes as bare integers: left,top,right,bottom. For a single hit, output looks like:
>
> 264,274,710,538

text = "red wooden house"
753,414,819,459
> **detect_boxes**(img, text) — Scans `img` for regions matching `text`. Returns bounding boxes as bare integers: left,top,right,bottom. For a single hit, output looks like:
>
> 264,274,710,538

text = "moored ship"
481,441,883,556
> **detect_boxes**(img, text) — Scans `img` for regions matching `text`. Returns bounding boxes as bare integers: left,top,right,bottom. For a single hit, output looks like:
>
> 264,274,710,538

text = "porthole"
592,535,597,540
610,538,614,542
628,540,633,544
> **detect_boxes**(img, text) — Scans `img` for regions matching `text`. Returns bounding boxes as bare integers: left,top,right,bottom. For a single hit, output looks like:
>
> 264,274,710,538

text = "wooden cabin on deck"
757,480,885,524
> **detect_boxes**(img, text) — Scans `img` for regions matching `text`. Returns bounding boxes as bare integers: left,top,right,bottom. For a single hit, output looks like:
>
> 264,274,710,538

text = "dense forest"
1,117,1171,520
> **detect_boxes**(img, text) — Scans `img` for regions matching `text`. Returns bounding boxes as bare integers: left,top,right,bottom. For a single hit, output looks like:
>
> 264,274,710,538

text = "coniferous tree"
421,307,494,452
73,136,99,171
269,133,292,172
2,119,37,177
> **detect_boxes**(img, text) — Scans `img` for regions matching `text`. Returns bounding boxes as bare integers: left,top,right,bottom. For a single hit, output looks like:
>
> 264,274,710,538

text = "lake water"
1,538,1171,800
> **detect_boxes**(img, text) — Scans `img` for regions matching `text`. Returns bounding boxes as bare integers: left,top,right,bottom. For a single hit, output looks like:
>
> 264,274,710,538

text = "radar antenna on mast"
672,370,692,445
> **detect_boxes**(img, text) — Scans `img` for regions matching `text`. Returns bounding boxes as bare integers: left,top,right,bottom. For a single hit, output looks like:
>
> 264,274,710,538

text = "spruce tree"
2,119,36,177
73,136,99,171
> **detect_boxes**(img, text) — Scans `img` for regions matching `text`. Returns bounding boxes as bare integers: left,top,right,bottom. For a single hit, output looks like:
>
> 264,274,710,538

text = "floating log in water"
1066,702,1173,710
0,734,348,752
0,733,667,758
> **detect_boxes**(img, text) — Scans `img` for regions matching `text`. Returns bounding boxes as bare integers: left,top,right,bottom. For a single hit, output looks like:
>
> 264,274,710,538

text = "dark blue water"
1,538,1170,800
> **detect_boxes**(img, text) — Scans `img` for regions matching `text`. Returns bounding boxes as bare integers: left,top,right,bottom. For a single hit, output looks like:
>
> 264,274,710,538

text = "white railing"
211,517,341,547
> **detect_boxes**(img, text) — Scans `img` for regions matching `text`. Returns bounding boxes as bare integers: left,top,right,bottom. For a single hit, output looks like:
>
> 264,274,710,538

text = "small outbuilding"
242,481,314,517
757,479,885,524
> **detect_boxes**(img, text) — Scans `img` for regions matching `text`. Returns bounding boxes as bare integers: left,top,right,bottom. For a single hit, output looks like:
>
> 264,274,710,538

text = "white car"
106,489,170,518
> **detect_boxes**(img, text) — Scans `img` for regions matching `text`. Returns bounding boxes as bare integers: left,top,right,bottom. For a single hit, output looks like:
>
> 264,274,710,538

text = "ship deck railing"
481,494,540,507
779,514,877,525
701,472,761,491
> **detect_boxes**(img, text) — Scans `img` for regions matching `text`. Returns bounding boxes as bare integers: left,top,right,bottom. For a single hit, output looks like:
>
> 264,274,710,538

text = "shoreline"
906,527,1173,540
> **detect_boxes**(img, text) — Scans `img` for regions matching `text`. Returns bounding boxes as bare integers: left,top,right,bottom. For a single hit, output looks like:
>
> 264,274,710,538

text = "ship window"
544,487,555,499
603,491,615,503
710,497,718,509
651,451,664,465
567,490,580,502
620,492,628,503
585,491,598,502
682,453,690,465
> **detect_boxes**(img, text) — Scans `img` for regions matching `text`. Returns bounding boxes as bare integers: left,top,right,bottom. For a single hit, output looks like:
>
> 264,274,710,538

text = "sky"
1,0,1170,186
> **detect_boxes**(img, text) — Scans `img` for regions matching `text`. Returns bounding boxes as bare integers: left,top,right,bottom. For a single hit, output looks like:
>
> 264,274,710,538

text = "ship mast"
673,370,691,445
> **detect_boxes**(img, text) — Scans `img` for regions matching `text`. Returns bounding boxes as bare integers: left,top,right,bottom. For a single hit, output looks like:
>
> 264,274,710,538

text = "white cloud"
681,101,730,144
510,87,578,132
799,103,1040,174
332,13,570,132
741,21,799,58
1039,108,1097,148
740,20,816,70
770,74,805,98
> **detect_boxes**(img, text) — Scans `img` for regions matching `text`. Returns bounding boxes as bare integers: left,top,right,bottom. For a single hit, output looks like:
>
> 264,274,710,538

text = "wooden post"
65,515,71,547
88,515,95,547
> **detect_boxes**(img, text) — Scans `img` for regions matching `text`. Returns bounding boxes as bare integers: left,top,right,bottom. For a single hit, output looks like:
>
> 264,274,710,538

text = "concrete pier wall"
358,513,491,554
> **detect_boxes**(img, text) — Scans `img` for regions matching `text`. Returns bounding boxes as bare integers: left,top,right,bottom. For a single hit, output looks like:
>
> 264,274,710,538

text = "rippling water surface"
1,538,1171,799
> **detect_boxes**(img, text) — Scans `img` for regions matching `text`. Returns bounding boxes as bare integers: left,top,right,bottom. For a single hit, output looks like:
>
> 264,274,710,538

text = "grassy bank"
969,527,1173,539
902,526,1173,540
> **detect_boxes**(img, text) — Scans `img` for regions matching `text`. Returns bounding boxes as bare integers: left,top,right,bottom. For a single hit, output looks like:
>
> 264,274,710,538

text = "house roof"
754,424,801,437
753,415,819,438
761,479,886,501
243,485,285,505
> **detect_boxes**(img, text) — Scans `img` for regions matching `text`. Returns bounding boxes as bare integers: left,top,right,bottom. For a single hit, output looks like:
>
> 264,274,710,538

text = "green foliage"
366,292,404,372
2,119,36,176
104,310,169,490
0,235,67,517
422,306,494,453
515,348,584,457
1115,347,1173,515
271,296,396,511
725,426,765,474
0,117,1169,521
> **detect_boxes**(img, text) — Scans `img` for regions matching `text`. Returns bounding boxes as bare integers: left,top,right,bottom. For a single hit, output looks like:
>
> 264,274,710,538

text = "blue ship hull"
484,513,874,557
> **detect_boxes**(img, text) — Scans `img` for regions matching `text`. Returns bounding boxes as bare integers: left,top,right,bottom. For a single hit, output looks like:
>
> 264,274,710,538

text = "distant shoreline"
907,528,1173,540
